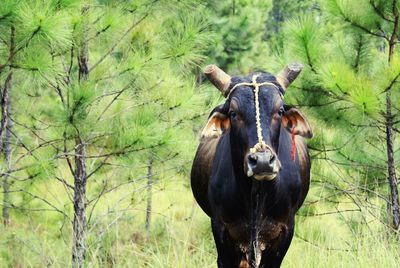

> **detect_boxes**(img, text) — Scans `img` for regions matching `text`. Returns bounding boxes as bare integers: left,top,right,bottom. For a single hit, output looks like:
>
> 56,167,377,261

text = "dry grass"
0,177,399,268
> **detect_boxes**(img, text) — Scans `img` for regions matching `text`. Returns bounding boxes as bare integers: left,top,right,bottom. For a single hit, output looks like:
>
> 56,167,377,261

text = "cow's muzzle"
245,150,280,181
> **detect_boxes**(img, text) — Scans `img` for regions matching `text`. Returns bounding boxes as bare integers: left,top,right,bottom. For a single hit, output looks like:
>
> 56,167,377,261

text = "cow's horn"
276,63,303,90
204,64,231,97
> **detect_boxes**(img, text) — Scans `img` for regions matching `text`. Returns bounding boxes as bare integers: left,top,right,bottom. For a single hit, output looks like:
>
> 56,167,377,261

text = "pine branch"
294,99,342,107
0,36,8,46
300,35,317,73
348,19,388,40
55,176,74,190
0,12,11,22
1,26,42,70
0,172,39,182
67,43,74,84
94,57,152,82
353,34,363,71
295,234,354,252
64,131,75,178
86,155,112,179
89,13,149,72
173,111,208,126
17,189,70,220
13,138,63,165
336,4,389,40
369,0,394,22
85,162,186,227
41,74,65,104
298,209,361,217
380,71,400,93
86,141,166,159
87,24,111,42
316,155,384,169
9,64,39,71
96,83,132,121
307,131,358,153
86,180,108,224
96,79,162,121
388,0,399,62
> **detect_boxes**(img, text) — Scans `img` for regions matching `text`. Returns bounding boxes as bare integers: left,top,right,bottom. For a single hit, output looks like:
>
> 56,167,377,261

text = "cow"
190,63,312,268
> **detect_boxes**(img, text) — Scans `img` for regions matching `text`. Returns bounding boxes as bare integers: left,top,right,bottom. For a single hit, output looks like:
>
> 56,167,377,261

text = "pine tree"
0,0,34,226
284,0,400,230
1,0,212,266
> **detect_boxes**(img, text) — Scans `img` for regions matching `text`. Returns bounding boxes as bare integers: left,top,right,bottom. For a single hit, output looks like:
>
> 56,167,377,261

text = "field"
1,174,399,267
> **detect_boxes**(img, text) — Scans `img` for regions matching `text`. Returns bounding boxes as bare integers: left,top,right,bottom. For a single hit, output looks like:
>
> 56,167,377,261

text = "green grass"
1,177,399,267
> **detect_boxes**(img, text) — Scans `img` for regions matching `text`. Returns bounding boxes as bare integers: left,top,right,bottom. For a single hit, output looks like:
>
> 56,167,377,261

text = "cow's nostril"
248,154,258,166
270,154,276,164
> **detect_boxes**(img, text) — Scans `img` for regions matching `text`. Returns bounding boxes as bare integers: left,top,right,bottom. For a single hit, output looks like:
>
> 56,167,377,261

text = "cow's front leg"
211,218,242,267
260,223,294,268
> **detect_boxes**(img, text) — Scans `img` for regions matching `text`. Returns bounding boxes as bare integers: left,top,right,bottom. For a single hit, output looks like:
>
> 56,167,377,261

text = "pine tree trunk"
145,157,153,240
385,92,400,230
72,138,87,268
2,72,12,227
385,3,400,231
2,25,15,226
72,6,89,268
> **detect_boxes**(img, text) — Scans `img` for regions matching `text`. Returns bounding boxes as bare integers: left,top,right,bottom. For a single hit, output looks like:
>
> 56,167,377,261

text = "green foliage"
0,0,214,265
0,0,20,26
162,13,210,71
283,0,400,221
286,15,324,69
204,0,272,73
1,0,400,267
17,0,72,50
265,0,316,55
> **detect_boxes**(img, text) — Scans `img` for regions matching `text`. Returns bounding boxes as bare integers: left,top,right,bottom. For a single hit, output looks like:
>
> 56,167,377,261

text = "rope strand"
252,75,264,146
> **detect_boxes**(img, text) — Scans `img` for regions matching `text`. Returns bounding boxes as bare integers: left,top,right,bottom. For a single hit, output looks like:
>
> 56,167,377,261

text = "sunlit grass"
0,177,399,267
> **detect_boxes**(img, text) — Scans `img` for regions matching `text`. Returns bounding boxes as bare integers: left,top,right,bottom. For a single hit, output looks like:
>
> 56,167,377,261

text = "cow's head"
202,64,312,181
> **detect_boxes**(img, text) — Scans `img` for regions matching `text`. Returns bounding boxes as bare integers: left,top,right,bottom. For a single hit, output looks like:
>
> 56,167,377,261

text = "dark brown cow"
191,64,312,267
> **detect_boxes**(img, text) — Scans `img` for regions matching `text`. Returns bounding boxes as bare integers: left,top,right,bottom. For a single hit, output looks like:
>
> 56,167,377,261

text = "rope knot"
249,142,269,154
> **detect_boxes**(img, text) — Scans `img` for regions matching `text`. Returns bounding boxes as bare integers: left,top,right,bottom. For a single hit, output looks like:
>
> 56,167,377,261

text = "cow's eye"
278,107,284,116
229,111,237,119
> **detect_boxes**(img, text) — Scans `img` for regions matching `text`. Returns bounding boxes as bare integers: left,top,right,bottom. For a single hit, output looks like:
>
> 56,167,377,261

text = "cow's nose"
246,151,279,180
248,151,275,169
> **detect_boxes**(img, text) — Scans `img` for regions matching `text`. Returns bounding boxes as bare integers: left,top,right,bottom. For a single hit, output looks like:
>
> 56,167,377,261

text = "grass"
0,176,399,267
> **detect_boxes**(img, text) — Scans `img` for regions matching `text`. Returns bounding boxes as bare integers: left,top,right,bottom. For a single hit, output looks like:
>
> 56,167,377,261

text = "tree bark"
145,157,153,240
385,1,400,231
2,25,15,226
385,92,400,230
72,6,89,268
2,71,12,227
72,138,87,268
0,26,15,154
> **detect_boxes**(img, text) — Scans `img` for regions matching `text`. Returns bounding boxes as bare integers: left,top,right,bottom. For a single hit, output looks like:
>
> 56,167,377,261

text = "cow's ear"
201,111,230,138
281,108,313,138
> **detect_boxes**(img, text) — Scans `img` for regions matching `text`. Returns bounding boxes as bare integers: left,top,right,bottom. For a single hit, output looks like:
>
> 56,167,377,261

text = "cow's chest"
225,216,289,253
